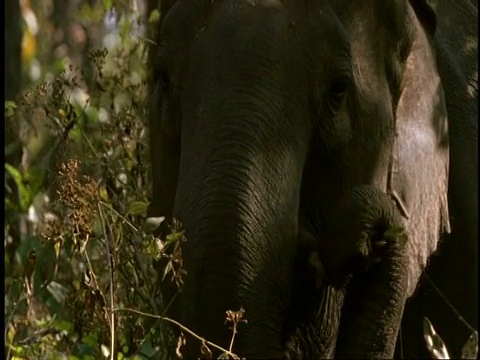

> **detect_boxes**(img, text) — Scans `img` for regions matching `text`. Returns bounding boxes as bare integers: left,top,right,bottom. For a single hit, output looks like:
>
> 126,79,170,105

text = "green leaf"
5,163,29,212
5,164,46,213
145,235,162,260
148,9,160,24
103,0,113,10
5,100,17,117
24,167,47,198
127,200,149,216
52,319,73,332
165,230,185,246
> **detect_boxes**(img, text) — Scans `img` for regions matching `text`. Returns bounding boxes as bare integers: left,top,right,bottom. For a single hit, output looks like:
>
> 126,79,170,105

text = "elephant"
147,0,477,358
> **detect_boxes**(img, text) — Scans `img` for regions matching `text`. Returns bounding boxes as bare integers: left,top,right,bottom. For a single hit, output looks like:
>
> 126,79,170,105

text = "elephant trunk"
317,185,408,358
335,240,408,358
172,106,308,357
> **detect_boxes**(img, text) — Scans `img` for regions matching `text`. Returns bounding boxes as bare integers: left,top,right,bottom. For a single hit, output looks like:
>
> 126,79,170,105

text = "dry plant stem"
84,248,101,292
98,202,116,360
40,243,62,291
132,246,155,292
228,321,238,353
99,201,139,231
117,265,157,312
77,123,129,191
424,274,476,333
99,201,156,308
114,307,240,360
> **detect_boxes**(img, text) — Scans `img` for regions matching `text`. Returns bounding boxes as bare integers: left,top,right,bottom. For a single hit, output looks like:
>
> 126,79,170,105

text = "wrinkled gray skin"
148,0,475,358
286,185,409,359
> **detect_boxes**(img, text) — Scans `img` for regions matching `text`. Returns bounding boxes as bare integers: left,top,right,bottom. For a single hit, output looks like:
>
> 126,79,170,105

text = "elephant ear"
409,0,437,36
387,0,450,295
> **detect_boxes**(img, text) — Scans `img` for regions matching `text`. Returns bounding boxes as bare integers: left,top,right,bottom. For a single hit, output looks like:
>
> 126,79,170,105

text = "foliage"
4,2,177,359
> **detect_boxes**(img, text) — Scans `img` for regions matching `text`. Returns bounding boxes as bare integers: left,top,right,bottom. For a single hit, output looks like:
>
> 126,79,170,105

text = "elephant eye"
327,76,351,111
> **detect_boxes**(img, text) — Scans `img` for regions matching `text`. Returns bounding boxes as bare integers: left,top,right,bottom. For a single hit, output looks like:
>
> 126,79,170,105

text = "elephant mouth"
286,185,410,358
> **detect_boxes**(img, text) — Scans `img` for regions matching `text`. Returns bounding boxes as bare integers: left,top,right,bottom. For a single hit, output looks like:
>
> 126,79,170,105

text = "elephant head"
149,0,450,358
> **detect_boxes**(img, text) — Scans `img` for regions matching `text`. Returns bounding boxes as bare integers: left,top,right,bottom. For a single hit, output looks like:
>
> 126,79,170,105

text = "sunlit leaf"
5,163,29,212
148,9,160,24
6,324,16,344
100,344,110,358
176,332,186,359
143,216,165,233
5,100,17,117
99,186,109,201
166,230,185,246
5,164,46,213
47,281,69,303
54,241,61,258
162,261,173,281
127,200,149,216
423,317,450,359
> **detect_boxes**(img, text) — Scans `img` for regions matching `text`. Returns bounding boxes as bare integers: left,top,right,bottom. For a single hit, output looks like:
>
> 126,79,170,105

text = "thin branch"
113,307,240,360
228,321,237,354
98,200,139,231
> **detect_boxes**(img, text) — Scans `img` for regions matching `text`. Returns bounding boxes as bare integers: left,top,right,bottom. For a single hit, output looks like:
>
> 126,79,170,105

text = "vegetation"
5,1,179,359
